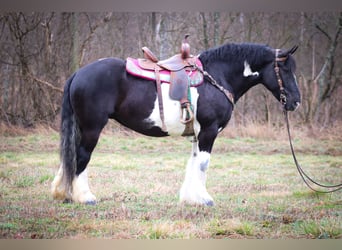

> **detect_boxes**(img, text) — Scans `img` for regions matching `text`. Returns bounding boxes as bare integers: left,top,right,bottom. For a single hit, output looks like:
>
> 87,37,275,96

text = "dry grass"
222,119,342,141
0,122,341,239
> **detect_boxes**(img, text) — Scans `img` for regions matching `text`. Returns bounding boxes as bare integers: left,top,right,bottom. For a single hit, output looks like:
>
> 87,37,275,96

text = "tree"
0,12,341,128
299,12,342,125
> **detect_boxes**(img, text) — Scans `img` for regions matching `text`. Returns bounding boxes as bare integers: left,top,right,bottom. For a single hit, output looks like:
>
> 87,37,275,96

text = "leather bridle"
274,49,288,106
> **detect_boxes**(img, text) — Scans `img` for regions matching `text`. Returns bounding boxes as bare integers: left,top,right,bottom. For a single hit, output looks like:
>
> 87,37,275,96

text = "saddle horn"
181,34,190,59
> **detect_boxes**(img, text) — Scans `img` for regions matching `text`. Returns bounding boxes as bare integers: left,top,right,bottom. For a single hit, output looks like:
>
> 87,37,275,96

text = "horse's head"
260,45,301,111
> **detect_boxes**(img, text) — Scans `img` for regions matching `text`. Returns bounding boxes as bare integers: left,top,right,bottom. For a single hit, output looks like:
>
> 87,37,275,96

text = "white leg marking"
72,169,96,204
180,146,214,206
51,164,68,200
243,60,259,77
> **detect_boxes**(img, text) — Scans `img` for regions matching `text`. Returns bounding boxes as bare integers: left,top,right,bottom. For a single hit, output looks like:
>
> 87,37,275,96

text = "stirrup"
180,102,195,137
181,119,195,137
180,102,194,124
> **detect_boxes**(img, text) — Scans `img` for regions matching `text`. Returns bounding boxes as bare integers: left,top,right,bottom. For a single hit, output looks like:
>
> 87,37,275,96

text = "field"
0,123,341,239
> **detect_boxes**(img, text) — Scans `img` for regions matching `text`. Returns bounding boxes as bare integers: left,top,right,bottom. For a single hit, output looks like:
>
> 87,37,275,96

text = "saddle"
126,35,203,136
141,48,200,101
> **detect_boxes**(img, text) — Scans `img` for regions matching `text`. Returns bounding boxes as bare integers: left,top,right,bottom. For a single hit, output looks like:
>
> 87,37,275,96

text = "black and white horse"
51,42,301,206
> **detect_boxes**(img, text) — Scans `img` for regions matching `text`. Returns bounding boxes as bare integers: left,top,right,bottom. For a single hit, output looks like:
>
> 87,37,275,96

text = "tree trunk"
200,12,209,49
71,12,79,72
213,12,220,46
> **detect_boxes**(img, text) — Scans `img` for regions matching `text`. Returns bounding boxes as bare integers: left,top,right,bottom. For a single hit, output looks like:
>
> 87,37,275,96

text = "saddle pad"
126,57,204,87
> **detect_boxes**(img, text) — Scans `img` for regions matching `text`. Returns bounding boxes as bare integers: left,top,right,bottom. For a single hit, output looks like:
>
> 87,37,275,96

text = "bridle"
274,49,288,106
274,49,342,193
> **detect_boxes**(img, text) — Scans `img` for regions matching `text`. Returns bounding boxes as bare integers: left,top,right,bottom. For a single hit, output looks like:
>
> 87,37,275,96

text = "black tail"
60,72,80,198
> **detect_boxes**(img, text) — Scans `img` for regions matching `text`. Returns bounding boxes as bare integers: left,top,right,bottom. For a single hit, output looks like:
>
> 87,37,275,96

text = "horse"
51,42,301,206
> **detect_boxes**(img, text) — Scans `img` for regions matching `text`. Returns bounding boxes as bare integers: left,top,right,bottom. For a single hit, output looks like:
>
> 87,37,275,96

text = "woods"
0,12,341,129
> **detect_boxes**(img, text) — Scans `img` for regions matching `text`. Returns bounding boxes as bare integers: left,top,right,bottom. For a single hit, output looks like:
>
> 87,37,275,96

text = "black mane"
199,43,274,68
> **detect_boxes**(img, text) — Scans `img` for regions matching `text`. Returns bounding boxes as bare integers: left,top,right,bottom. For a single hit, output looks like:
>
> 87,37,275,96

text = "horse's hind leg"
71,127,103,204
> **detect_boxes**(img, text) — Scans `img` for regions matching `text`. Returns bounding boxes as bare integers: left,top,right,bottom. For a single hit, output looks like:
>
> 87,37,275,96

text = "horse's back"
72,57,125,88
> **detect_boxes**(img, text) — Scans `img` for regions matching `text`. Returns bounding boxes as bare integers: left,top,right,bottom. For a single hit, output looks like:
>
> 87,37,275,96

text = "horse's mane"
199,43,274,67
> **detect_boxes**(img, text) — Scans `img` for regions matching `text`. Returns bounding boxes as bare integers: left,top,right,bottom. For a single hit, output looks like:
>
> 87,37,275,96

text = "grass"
0,123,341,239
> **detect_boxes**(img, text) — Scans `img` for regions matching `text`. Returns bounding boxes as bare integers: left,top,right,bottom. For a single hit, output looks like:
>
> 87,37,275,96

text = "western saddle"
139,35,198,136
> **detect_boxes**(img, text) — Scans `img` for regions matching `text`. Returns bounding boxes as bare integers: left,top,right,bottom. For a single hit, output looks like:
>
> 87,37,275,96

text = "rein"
274,49,342,193
283,109,342,193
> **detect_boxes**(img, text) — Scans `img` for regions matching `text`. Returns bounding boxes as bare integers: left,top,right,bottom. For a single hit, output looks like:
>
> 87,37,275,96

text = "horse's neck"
230,83,257,104
221,60,260,103
201,49,267,103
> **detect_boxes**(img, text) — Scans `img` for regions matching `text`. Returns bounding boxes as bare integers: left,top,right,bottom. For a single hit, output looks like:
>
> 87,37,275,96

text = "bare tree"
299,12,342,125
1,12,341,128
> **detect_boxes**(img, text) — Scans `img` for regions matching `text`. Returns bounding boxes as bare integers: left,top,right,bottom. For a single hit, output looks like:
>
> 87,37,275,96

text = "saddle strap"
155,66,167,132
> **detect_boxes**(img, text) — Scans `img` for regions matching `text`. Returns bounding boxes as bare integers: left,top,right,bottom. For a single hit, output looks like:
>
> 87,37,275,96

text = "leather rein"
275,49,342,193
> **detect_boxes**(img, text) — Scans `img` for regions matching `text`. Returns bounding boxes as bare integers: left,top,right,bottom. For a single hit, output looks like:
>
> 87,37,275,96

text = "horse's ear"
278,45,298,58
289,45,298,55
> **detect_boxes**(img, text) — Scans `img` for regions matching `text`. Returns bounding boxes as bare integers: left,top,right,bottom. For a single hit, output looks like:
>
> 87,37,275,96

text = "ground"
0,123,341,239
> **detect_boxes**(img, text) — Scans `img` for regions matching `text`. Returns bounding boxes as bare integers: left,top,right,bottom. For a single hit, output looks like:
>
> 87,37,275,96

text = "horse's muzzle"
286,101,300,111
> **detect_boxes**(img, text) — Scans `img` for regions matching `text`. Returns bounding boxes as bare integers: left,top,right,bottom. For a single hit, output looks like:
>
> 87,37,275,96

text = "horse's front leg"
180,129,217,206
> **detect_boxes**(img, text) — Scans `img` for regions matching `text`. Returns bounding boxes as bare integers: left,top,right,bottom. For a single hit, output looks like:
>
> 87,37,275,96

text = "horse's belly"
147,84,199,136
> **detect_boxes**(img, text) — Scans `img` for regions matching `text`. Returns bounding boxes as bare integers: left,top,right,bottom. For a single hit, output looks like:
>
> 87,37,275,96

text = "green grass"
0,128,341,239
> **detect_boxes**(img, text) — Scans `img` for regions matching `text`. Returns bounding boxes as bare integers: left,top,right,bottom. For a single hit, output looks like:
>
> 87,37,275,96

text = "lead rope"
283,108,342,193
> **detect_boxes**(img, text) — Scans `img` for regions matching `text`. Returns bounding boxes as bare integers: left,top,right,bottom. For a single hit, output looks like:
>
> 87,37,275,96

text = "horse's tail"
60,72,80,198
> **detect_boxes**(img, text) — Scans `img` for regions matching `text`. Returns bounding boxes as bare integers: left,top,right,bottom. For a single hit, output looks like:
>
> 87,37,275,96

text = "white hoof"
179,181,214,206
51,166,96,205
51,165,69,201
72,191,97,205
72,169,97,204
